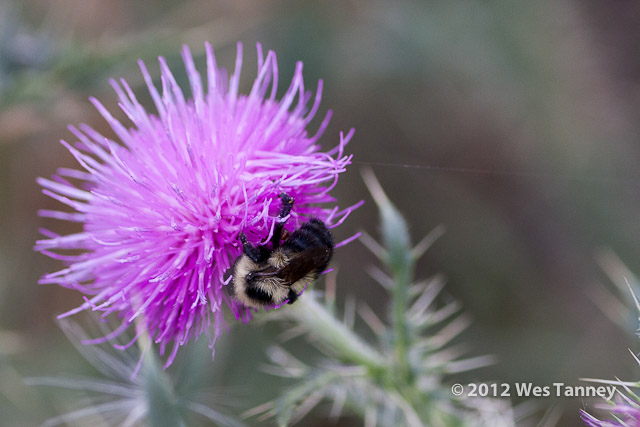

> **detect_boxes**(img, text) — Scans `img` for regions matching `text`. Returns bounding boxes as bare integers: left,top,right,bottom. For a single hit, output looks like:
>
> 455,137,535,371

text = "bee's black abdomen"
283,219,333,252
282,218,334,272
307,219,334,248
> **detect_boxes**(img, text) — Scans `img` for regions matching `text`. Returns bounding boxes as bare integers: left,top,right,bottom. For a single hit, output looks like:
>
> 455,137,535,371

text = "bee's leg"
278,193,294,217
240,233,270,263
272,193,294,249
286,288,298,305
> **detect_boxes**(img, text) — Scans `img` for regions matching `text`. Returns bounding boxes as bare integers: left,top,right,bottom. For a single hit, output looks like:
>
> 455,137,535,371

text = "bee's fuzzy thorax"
268,250,289,269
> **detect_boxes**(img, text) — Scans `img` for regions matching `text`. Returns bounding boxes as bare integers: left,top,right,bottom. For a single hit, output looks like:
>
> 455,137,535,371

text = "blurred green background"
2,0,640,425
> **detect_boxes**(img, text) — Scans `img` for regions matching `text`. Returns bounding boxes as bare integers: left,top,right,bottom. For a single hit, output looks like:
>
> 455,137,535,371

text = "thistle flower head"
36,42,357,366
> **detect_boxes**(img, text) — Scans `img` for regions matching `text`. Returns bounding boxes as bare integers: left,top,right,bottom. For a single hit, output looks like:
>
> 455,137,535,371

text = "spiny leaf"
274,371,342,427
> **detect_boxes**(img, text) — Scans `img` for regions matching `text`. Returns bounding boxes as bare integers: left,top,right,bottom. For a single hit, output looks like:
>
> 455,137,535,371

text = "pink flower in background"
36,42,358,367
582,405,640,427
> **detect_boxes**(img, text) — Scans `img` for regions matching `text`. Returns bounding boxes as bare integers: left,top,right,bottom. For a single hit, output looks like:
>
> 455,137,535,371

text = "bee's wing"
278,247,332,285
253,247,330,286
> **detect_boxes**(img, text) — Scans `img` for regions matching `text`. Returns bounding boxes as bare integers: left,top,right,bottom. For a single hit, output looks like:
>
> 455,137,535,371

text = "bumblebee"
231,193,333,308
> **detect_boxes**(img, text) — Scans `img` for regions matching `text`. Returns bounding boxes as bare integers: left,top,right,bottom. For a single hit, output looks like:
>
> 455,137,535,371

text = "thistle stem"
362,168,414,384
390,261,413,382
288,294,387,372
136,320,186,427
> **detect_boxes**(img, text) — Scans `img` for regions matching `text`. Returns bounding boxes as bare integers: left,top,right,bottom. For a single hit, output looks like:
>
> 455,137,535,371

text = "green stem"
288,294,387,373
136,323,185,427
390,255,413,383
362,168,415,383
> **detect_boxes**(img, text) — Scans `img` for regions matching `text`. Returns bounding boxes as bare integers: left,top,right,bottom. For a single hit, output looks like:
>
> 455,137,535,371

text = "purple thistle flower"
36,42,359,367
